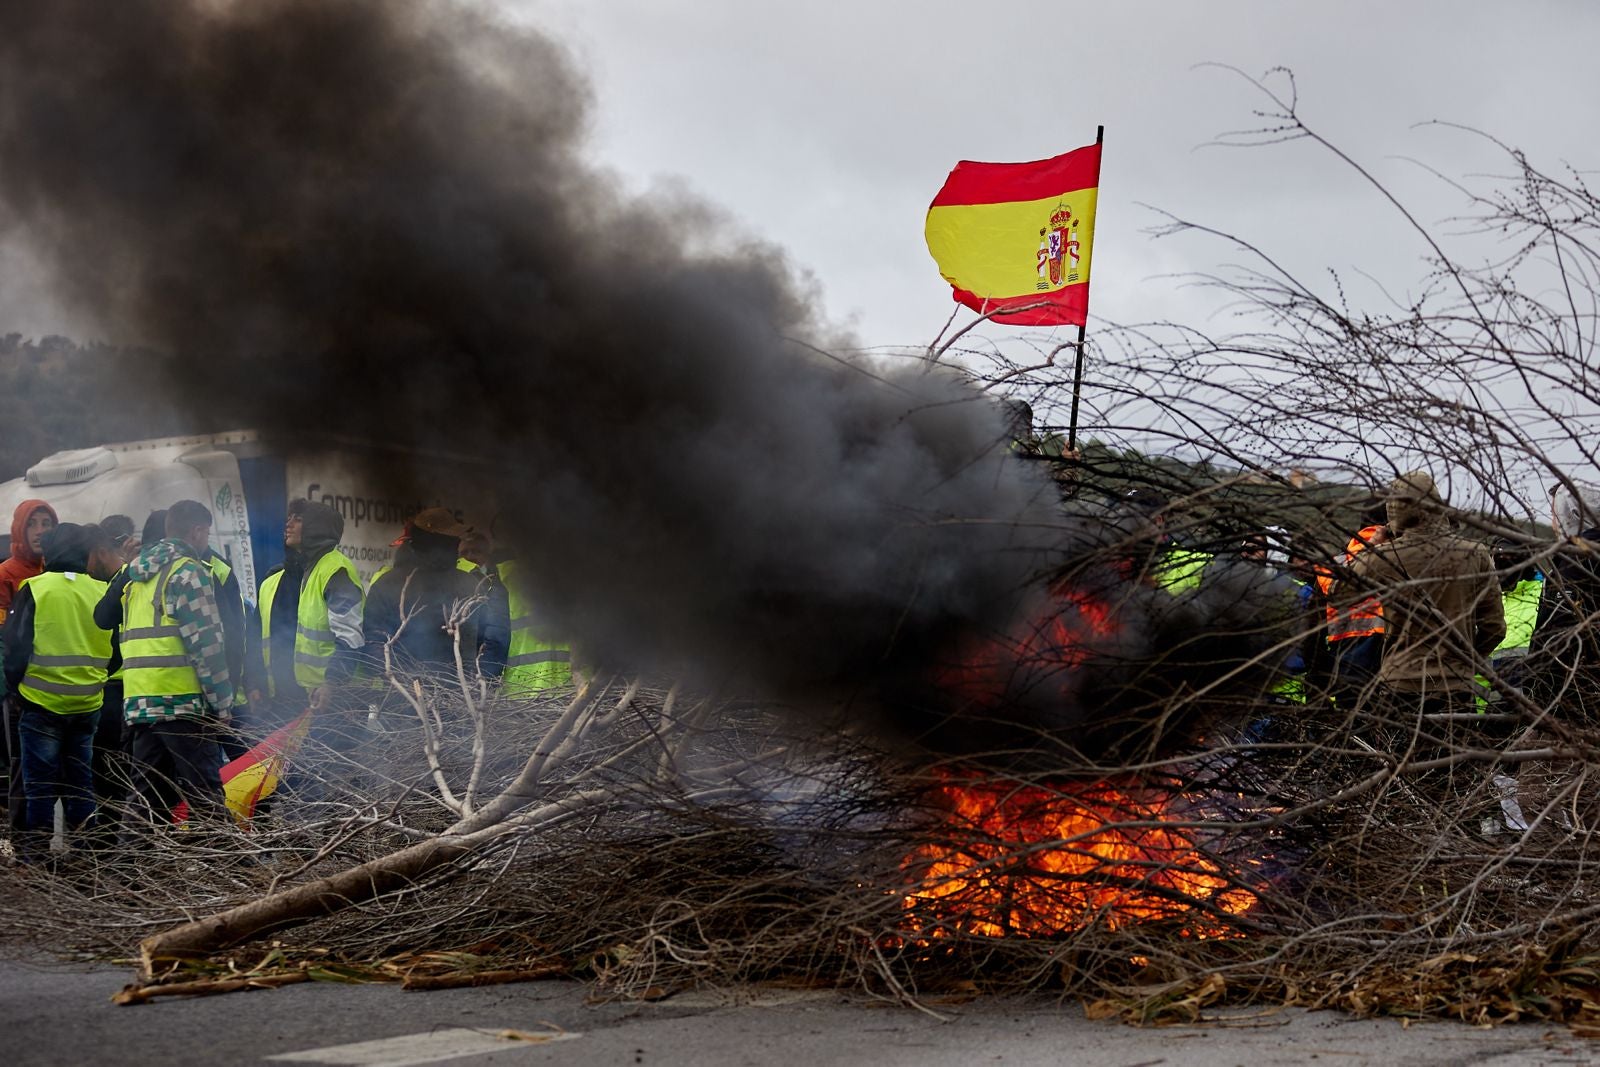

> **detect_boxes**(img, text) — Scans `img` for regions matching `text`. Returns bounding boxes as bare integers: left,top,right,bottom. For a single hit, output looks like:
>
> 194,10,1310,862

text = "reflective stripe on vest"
505,645,573,668
1323,525,1386,642
18,571,112,713
121,557,204,701
1329,614,1385,642
497,559,572,692
259,551,361,691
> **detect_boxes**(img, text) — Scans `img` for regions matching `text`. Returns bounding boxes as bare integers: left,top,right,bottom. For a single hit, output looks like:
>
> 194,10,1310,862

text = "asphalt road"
0,956,1592,1066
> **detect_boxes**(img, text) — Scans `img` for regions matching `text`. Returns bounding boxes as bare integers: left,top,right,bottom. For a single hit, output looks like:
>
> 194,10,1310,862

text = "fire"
901,774,1257,938
933,583,1120,710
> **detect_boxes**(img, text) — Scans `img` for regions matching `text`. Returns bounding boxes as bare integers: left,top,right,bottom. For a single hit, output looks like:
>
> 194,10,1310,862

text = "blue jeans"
17,700,101,840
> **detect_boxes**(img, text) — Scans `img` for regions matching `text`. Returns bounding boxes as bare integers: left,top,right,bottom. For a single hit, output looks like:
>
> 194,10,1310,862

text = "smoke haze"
0,0,1068,695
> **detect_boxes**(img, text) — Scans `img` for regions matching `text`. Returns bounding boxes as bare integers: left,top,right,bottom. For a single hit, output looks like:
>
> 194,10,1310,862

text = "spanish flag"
925,142,1101,326
220,709,314,823
173,708,314,826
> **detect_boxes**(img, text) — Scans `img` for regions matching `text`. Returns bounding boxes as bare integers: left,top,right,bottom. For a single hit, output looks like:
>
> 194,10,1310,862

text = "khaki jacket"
1347,518,1505,694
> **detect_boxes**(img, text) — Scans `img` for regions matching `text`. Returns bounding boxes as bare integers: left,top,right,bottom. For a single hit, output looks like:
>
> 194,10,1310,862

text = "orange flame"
902,774,1256,938
933,585,1119,709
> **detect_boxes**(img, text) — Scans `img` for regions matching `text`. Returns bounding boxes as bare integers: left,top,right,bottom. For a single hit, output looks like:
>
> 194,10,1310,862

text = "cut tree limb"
138,836,472,976
137,785,615,979
137,679,616,980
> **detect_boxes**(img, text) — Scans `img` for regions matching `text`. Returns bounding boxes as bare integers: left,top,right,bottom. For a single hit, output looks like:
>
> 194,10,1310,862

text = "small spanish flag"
925,142,1102,326
173,709,314,826
220,709,314,823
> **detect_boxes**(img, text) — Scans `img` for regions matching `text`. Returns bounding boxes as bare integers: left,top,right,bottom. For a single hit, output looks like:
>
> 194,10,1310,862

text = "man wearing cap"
365,508,485,676
250,499,364,716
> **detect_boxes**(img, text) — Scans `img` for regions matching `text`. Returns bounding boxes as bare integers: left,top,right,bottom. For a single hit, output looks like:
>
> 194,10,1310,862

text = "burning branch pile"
5,2,1600,1030
900,773,1259,939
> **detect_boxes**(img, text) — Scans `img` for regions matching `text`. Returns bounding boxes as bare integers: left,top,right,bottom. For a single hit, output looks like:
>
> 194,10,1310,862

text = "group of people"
1275,470,1597,727
0,496,572,866
1100,466,1592,719
1129,466,1600,832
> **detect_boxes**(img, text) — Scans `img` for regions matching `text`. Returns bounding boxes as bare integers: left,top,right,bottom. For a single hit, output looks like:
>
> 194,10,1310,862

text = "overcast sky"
494,0,1600,353
5,2,1597,363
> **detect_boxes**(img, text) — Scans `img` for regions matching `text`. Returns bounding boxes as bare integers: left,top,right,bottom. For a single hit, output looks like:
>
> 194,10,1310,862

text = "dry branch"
112,971,311,1005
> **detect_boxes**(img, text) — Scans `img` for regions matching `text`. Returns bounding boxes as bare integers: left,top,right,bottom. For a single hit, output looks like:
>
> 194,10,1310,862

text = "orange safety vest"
1316,524,1386,642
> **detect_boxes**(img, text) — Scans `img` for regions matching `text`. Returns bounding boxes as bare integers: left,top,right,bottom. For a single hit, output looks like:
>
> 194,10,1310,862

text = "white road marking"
267,1026,579,1066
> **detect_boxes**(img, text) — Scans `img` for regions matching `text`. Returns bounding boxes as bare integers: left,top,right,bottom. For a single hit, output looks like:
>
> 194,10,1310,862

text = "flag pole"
1066,124,1103,454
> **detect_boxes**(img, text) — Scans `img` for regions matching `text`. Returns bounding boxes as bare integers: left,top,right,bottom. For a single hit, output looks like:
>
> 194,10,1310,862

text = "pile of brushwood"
7,664,1600,1032
10,75,1600,1031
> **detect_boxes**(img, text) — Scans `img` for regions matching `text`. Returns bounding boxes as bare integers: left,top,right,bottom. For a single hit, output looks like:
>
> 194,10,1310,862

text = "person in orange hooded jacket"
1,498,58,836
0,499,59,624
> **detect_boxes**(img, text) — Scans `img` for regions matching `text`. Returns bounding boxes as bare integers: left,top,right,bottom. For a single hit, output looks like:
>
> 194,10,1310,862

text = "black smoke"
0,0,1070,695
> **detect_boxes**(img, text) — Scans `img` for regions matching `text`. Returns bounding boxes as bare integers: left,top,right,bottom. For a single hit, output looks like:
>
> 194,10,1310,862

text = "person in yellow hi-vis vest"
1,523,121,864
1118,487,1215,595
494,557,572,694
113,500,236,837
248,500,364,719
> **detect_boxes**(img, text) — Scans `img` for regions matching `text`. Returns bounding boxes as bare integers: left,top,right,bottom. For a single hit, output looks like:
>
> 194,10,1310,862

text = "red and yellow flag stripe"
171,708,314,826
925,143,1101,327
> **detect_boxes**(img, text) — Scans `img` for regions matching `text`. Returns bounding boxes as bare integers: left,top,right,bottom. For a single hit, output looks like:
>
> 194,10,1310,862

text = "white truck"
0,430,498,601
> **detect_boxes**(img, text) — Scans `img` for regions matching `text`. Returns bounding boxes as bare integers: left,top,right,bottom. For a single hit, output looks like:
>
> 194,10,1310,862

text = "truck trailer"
0,430,496,601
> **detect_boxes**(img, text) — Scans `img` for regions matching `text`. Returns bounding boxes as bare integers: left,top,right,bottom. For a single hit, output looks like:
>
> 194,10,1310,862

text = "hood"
1553,481,1600,539
293,500,345,559
123,537,193,581
9,498,59,565
40,522,92,574
1386,470,1445,533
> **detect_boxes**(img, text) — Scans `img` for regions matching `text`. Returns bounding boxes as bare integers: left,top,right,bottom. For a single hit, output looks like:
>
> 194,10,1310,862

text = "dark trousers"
1328,634,1384,707
92,682,129,809
119,719,228,839
16,701,100,862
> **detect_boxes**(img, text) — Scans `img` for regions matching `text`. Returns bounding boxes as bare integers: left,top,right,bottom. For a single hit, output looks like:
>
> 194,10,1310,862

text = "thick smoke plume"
0,0,1072,699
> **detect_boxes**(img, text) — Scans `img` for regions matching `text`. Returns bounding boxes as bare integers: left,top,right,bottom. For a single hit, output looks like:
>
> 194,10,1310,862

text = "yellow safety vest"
18,571,112,714
121,555,205,702
259,550,361,692
1496,578,1543,658
497,559,572,693
1476,578,1545,710
1155,547,1212,595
